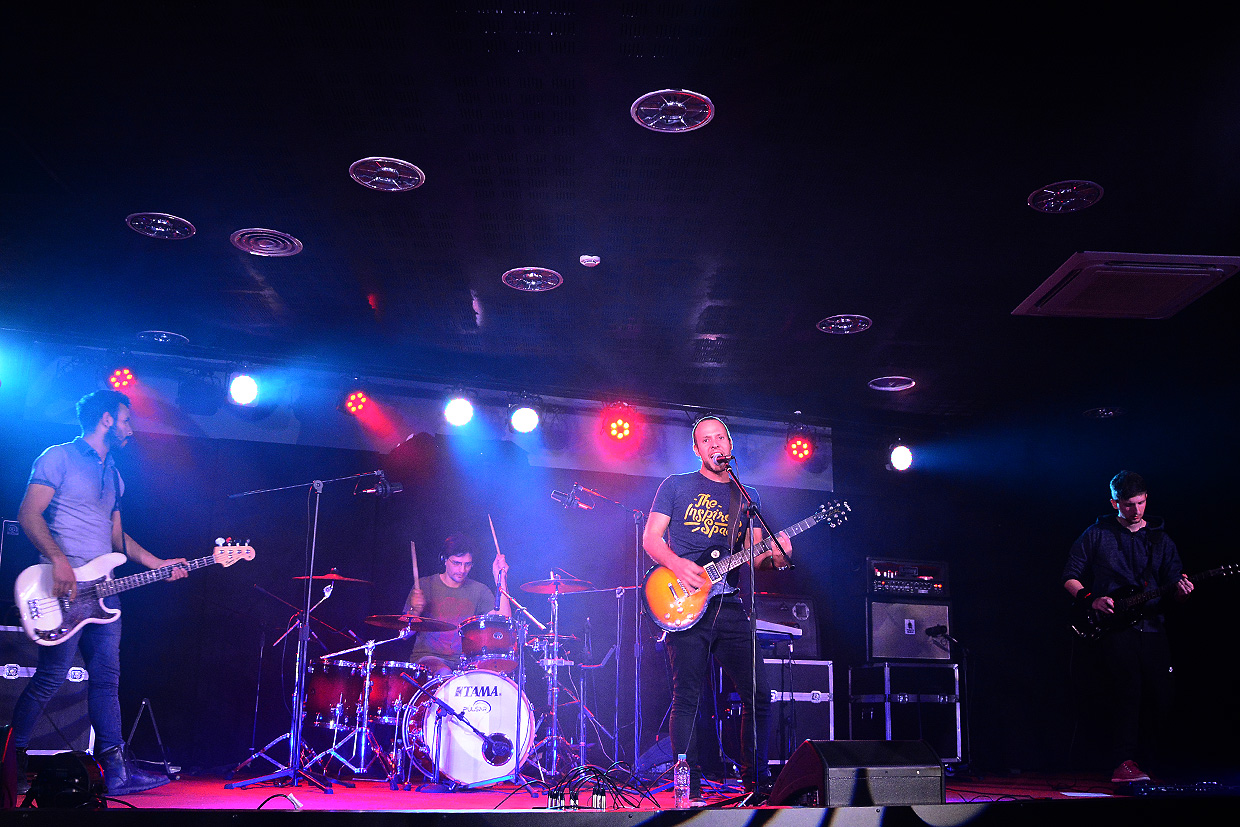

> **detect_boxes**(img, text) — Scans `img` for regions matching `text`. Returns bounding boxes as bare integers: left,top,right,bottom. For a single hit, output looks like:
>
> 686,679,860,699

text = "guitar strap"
113,465,128,558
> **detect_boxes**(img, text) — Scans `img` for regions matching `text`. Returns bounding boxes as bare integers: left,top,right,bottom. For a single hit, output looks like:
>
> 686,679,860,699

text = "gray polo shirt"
28,438,123,568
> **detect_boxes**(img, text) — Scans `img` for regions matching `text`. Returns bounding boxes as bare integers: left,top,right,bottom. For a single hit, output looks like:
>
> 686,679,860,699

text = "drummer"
405,533,510,677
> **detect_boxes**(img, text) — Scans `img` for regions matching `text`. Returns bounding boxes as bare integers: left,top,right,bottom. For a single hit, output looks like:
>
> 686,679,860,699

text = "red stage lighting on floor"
786,425,815,462
108,368,136,390
342,390,368,415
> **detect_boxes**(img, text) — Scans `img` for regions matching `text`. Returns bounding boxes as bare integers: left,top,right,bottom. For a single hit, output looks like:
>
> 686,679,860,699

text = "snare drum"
400,669,534,787
304,659,363,730
368,661,432,724
459,614,518,673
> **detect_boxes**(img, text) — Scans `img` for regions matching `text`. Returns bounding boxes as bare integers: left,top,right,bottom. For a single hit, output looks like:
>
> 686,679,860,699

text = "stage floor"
60,768,1212,810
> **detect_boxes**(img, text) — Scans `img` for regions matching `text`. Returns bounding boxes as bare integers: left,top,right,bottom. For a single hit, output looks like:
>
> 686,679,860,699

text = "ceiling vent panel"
1012,251,1240,319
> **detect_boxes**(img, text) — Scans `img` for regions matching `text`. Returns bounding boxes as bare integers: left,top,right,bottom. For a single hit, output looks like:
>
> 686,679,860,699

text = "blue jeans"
11,618,123,754
665,600,772,782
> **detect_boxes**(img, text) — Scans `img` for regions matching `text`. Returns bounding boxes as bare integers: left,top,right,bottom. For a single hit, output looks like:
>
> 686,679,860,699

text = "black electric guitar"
643,500,850,633
1069,563,1239,640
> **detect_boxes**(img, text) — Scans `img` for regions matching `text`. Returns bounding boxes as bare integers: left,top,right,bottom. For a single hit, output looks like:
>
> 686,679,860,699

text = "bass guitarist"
9,389,186,796
642,415,790,802
1062,470,1193,785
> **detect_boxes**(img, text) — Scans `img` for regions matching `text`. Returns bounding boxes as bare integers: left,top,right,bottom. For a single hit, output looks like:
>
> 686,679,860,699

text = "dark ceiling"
4,4,1239,433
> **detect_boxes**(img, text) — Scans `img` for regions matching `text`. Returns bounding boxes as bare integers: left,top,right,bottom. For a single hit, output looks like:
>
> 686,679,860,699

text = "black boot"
97,747,170,795
15,748,30,797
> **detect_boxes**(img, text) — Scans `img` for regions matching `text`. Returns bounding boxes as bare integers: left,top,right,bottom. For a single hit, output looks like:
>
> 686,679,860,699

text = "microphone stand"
554,483,643,767
719,457,785,801
225,469,386,794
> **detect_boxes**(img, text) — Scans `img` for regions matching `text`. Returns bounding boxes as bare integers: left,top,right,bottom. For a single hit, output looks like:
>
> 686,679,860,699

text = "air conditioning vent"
1012,251,1240,319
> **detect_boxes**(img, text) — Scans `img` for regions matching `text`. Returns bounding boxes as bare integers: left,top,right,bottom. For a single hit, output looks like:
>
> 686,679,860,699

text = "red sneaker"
1111,760,1151,783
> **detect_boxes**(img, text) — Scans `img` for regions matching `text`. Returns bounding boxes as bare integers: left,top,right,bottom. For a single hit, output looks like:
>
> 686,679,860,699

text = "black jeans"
1097,626,1174,769
665,599,772,783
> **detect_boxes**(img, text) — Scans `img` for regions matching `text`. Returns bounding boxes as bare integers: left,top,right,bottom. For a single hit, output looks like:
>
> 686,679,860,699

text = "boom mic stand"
225,470,386,794
552,484,644,766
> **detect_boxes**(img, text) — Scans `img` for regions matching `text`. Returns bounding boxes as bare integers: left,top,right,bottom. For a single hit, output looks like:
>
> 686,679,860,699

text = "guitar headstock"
214,543,257,566
817,499,852,528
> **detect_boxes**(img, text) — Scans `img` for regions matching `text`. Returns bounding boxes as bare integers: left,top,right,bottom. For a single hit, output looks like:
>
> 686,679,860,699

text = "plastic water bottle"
673,754,691,808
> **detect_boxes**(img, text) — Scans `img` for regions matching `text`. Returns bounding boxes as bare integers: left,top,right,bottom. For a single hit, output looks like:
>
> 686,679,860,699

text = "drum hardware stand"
123,698,177,780
306,637,402,781
224,470,385,794
397,673,516,792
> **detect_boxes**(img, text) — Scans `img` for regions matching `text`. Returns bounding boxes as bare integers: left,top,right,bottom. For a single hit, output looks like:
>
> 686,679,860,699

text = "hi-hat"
293,572,370,583
364,614,456,632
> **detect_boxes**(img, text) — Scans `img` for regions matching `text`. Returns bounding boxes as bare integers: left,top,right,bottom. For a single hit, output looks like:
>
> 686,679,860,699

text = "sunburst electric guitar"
643,501,850,633
15,542,256,646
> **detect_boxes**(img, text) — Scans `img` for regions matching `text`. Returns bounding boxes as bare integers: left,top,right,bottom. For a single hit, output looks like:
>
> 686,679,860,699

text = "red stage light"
343,391,368,415
108,368,136,389
606,414,632,441
598,402,644,453
785,425,815,462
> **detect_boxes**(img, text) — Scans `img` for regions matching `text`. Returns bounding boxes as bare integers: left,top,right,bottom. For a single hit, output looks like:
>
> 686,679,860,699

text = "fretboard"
717,512,823,576
93,555,216,597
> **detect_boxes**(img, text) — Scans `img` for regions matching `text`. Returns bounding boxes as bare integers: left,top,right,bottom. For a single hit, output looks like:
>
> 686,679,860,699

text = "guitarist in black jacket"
1062,470,1193,785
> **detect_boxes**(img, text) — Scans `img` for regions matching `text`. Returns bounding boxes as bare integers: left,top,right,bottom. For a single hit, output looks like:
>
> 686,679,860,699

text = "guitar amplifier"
754,592,819,659
0,627,94,754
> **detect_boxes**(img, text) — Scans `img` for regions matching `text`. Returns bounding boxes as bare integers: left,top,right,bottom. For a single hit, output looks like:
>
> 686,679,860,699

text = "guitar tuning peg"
215,537,226,546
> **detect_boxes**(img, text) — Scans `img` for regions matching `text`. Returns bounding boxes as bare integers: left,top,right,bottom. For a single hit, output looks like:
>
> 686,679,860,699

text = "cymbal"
364,614,457,632
520,577,593,594
293,572,370,583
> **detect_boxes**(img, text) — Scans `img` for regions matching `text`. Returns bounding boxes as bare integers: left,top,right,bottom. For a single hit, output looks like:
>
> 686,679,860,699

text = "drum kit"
282,571,602,790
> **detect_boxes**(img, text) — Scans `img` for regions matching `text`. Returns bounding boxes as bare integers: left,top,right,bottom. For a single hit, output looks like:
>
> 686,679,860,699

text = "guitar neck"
95,555,216,598
717,514,820,576
1115,566,1226,612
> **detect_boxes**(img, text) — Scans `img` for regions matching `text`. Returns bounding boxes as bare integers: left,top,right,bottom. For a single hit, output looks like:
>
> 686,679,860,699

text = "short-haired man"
10,389,189,795
405,533,510,676
643,416,791,801
1063,470,1193,784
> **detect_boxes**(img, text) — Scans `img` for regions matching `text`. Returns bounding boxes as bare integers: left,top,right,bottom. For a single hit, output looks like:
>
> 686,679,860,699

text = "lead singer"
642,415,791,802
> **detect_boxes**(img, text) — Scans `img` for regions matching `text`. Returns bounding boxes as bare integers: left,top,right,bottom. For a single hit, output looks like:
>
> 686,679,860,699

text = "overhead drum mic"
358,471,404,498
550,483,591,509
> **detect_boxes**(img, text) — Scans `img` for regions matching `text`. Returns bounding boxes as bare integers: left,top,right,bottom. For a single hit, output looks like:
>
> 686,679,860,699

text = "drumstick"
411,541,419,590
488,514,504,611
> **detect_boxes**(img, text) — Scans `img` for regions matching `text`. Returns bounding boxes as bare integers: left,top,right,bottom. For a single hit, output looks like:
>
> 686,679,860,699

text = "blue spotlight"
444,395,474,427
508,400,541,434
228,373,260,406
888,443,913,472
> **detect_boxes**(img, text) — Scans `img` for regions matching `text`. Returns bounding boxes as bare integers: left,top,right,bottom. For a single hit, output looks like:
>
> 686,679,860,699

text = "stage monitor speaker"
767,739,944,807
867,600,951,661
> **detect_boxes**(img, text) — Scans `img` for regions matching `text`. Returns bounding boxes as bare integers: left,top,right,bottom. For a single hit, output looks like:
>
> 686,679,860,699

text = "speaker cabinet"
0,627,94,754
867,600,952,661
767,739,944,807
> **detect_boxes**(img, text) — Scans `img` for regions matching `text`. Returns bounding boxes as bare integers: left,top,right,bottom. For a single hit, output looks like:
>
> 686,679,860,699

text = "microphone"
551,484,591,509
358,472,404,498
710,452,732,467
925,624,948,637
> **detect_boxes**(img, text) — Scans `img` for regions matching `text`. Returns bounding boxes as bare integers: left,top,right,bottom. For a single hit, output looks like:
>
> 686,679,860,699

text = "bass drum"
401,669,535,788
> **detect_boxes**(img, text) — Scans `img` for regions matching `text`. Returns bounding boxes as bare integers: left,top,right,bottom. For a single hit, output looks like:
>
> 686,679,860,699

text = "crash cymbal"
364,614,457,632
293,571,370,583
520,577,593,594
